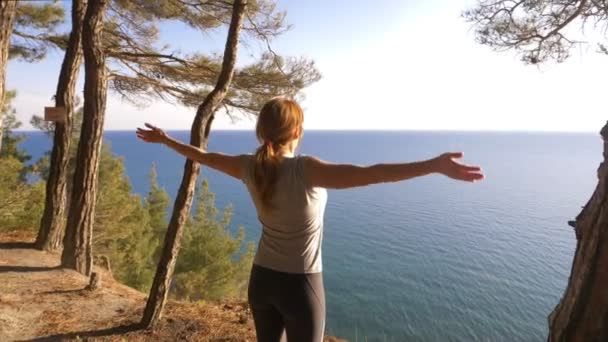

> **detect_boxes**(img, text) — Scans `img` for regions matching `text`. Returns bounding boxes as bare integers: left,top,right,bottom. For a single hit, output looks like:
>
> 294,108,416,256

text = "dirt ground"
0,230,344,342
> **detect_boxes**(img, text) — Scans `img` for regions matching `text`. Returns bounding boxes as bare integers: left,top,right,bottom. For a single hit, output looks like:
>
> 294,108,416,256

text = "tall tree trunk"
141,0,247,328
548,122,608,341
0,1,17,153
61,0,108,276
36,0,86,252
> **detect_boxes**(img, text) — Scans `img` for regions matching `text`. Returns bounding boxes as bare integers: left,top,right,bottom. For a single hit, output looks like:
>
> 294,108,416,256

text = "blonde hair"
253,98,304,210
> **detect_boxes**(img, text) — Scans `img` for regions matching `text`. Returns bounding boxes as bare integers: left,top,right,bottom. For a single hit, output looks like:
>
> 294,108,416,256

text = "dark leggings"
248,265,325,342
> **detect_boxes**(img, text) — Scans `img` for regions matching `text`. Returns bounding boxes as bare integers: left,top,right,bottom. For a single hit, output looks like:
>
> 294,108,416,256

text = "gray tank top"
241,155,328,274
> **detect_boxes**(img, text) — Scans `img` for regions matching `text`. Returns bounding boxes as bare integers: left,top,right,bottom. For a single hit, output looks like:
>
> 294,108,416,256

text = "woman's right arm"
136,123,243,179
302,153,483,189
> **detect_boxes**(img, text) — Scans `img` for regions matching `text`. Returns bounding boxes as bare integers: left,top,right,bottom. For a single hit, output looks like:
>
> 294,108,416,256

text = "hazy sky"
7,0,607,132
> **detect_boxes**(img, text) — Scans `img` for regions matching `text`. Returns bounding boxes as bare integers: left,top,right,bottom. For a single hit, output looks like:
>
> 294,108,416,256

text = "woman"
136,98,483,342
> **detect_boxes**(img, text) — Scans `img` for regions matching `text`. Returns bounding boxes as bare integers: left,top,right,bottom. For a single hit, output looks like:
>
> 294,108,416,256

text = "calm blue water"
20,130,599,341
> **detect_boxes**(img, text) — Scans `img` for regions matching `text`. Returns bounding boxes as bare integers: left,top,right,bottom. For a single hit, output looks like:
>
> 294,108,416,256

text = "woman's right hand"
136,123,169,144
433,152,484,182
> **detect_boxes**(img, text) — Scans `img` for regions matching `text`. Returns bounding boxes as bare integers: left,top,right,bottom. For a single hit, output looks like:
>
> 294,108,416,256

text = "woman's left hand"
434,152,484,182
136,123,168,144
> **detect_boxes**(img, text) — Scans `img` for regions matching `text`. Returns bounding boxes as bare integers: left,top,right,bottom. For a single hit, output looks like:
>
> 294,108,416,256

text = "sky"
6,0,608,132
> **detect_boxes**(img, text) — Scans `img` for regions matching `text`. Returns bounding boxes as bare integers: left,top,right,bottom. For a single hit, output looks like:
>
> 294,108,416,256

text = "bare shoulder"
300,155,351,189
300,155,326,166
203,152,250,180
300,155,329,174
237,153,251,161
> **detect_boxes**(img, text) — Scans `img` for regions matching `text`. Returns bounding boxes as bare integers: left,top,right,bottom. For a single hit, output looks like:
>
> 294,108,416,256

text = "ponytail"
253,142,279,210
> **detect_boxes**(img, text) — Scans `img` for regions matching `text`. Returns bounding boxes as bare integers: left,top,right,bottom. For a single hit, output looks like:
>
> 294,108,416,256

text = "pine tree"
145,163,171,263
0,1,17,154
36,0,87,252
146,163,170,239
174,180,254,301
142,0,248,327
61,0,109,276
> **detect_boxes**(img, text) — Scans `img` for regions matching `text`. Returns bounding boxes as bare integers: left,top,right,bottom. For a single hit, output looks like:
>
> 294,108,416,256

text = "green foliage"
91,161,254,299
15,2,64,29
144,163,170,265
95,154,159,292
29,115,55,138
174,180,255,301
102,0,320,114
0,157,45,231
146,163,170,237
1,90,31,169
11,2,66,62
463,0,608,64
94,144,146,248
0,92,45,232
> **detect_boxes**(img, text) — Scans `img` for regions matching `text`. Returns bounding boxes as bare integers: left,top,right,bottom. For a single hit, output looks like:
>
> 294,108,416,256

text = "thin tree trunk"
0,1,17,153
61,0,108,276
548,121,608,341
36,0,86,253
141,0,247,328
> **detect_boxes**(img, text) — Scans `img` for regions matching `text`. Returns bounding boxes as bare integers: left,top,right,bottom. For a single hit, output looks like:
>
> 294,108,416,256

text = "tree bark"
35,0,86,253
61,0,108,276
0,0,17,153
141,0,247,328
548,121,608,342
85,272,101,291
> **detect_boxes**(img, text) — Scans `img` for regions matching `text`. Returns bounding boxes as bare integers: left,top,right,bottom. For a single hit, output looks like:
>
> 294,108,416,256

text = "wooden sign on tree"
44,106,67,122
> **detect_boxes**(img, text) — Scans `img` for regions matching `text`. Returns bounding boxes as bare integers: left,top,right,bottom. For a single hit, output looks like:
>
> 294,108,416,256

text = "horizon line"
15,128,599,134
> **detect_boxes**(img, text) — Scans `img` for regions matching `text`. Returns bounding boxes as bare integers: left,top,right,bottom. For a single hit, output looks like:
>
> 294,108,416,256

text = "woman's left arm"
136,123,243,179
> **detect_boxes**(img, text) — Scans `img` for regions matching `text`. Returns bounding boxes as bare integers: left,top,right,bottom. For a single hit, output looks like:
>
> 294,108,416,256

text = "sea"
19,130,600,342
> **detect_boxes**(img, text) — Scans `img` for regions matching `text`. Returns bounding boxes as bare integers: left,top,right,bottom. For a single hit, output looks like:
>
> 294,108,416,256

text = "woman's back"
241,154,328,274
